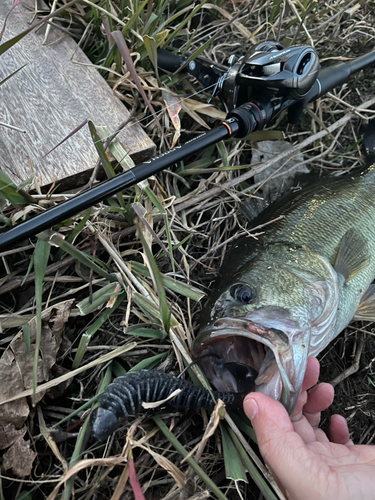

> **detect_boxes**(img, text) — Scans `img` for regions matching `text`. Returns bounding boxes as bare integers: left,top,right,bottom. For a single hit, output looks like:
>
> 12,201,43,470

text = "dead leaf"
131,439,185,488
182,399,224,464
180,101,210,129
162,91,181,148
47,365,73,399
47,455,129,500
2,435,37,477
0,300,73,476
0,422,26,450
106,283,122,308
0,343,136,406
182,99,226,120
37,405,68,473
141,388,182,409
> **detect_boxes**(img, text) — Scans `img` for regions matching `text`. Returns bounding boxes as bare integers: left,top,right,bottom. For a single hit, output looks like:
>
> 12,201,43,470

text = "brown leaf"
0,423,26,450
2,435,37,477
0,301,73,432
182,99,226,120
131,440,185,488
162,91,181,148
47,365,73,399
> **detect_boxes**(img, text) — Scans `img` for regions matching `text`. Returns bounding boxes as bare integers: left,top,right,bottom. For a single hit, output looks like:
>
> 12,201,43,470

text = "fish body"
194,163,375,412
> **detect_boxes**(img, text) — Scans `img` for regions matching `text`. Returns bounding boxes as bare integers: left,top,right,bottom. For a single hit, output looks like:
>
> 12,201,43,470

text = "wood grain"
0,0,155,189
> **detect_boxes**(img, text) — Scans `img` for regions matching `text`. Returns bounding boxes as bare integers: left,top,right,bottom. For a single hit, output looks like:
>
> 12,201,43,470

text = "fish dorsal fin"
334,228,370,283
353,284,375,321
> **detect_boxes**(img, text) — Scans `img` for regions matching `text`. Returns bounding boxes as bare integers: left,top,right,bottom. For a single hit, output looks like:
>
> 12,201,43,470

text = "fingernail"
244,397,258,421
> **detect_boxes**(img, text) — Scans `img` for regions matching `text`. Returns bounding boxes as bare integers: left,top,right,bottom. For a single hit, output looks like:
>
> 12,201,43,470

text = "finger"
291,415,317,443
301,357,320,393
291,358,320,420
303,383,334,428
329,414,353,445
290,388,308,421
244,392,317,498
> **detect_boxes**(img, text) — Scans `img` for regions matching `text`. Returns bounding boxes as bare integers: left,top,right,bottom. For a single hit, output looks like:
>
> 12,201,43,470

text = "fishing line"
89,72,231,148
177,353,221,379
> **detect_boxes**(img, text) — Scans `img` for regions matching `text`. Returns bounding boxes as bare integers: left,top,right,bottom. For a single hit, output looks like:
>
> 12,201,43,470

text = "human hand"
244,357,375,500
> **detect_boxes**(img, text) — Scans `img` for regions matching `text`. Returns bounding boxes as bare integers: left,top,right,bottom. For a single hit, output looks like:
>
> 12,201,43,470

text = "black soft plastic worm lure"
90,370,249,441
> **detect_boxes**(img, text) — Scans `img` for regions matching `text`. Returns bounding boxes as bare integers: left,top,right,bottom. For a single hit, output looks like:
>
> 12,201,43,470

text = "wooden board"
0,0,156,190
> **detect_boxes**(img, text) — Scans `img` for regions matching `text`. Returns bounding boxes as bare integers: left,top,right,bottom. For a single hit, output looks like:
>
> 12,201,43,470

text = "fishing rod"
1,42,375,250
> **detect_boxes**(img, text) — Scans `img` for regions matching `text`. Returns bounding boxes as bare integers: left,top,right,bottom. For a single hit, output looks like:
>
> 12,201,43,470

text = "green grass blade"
73,290,126,368
121,0,149,38
38,230,116,282
110,353,167,377
177,165,253,176
54,208,93,261
132,291,178,327
62,366,112,500
171,2,248,70
165,1,209,44
52,394,101,429
153,416,229,500
77,283,121,315
130,261,204,301
144,186,175,274
221,422,248,483
0,214,11,227
216,142,228,168
129,352,166,371
229,412,257,442
176,158,215,175
138,229,171,333
226,426,279,500
88,121,126,209
143,35,159,80
0,28,33,55
153,4,194,36
0,169,34,206
33,239,51,393
96,126,148,192
125,326,164,339
0,0,80,56
22,254,34,286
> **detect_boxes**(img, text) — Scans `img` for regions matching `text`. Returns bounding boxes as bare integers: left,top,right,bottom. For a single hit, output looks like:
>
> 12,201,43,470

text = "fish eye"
235,285,253,304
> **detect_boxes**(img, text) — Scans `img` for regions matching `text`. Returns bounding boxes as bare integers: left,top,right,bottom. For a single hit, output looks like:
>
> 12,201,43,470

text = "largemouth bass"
194,146,375,413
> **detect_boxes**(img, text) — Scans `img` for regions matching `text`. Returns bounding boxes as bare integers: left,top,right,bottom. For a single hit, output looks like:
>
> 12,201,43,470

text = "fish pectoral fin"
333,228,370,283
353,284,375,321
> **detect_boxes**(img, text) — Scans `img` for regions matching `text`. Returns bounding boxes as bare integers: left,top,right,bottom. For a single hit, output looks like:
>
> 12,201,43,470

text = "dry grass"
1,0,375,498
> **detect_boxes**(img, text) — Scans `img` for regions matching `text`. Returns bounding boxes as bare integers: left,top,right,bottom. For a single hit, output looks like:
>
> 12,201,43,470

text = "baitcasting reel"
157,42,320,114
217,42,320,111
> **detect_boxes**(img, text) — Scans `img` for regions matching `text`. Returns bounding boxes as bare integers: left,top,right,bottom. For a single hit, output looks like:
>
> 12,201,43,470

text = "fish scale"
249,168,375,342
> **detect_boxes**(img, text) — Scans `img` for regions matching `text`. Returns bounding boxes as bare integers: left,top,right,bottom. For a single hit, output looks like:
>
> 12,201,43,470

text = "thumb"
244,392,308,482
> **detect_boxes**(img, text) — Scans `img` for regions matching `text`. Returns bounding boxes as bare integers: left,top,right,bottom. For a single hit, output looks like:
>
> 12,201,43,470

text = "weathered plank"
0,0,155,189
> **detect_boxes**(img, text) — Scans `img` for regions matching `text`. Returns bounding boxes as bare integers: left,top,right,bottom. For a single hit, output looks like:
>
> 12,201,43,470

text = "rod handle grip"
157,49,186,73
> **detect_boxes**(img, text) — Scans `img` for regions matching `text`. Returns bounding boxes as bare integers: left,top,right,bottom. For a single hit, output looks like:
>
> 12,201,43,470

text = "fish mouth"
194,312,310,413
